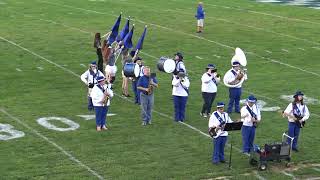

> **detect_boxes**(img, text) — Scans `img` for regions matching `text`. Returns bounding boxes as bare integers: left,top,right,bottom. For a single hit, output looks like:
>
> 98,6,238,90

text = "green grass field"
1,0,320,179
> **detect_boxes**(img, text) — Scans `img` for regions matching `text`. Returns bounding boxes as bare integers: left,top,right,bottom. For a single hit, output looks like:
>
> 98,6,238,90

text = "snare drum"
123,63,140,77
157,57,176,73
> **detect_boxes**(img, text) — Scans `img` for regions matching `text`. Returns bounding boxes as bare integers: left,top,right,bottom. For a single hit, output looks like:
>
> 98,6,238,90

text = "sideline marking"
0,108,104,179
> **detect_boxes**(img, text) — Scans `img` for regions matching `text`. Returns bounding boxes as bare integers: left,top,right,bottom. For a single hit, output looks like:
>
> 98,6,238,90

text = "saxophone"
146,73,156,95
147,78,154,95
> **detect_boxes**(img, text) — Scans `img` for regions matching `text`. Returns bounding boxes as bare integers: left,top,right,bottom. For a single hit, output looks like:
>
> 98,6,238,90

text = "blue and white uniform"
284,95,310,151
208,106,233,164
91,79,113,128
224,66,247,113
240,96,261,153
80,64,105,110
172,75,190,122
201,69,220,116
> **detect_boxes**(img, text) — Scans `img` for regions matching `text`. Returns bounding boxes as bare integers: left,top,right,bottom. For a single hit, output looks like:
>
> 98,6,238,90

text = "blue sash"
89,70,99,84
214,112,226,126
292,103,305,117
208,73,217,85
97,84,105,93
246,105,257,119
179,81,189,95
231,70,237,76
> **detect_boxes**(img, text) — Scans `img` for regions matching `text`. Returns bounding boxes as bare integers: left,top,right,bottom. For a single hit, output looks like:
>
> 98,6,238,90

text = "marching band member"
80,61,105,111
172,69,190,122
283,91,310,152
240,95,261,154
195,2,205,33
137,67,158,126
224,61,247,114
121,48,133,97
105,46,117,85
132,57,144,105
200,64,220,118
208,102,233,164
173,52,187,75
90,76,114,131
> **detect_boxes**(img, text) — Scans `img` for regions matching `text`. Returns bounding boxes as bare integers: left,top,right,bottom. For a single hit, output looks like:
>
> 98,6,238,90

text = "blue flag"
108,14,121,44
122,26,134,49
116,18,130,42
135,26,147,51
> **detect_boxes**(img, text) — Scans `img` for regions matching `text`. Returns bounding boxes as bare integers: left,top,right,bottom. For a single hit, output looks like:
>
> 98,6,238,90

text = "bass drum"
157,57,176,73
123,63,140,77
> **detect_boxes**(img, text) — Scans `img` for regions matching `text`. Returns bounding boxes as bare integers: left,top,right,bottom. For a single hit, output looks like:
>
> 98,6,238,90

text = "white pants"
105,65,117,76
197,19,204,27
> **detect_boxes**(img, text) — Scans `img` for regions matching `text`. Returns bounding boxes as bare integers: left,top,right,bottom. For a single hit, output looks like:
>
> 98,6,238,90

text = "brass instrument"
146,73,156,95
223,47,248,88
102,85,110,106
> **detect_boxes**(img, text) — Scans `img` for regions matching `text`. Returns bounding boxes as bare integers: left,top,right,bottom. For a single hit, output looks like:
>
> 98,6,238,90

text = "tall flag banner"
135,25,147,51
107,14,121,44
116,17,130,42
122,25,134,49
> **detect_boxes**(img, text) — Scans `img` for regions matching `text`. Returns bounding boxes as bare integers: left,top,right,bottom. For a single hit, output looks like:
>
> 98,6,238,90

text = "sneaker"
203,114,208,118
101,125,108,130
200,112,204,117
142,122,147,126
243,152,250,156
96,127,101,131
147,121,152,125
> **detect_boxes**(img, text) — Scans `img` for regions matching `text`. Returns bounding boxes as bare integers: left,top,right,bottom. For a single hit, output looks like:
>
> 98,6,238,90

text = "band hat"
206,64,216,69
232,61,240,66
134,57,142,63
174,52,183,60
247,95,257,103
217,102,225,108
90,61,97,65
293,91,304,98
97,76,105,82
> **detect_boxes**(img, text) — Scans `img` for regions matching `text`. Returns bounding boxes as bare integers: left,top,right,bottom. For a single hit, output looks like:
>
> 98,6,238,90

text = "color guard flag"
107,14,121,44
116,17,130,42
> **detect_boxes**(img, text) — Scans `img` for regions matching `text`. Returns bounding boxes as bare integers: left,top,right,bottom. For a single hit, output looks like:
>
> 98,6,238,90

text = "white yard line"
212,54,221,58
37,0,320,78
0,108,104,180
312,47,320,50
281,49,289,53
281,170,296,179
313,168,320,172
195,56,203,60
15,68,22,72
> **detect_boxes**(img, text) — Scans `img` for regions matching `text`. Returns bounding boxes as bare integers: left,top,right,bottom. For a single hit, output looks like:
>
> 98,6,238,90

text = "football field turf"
1,0,320,179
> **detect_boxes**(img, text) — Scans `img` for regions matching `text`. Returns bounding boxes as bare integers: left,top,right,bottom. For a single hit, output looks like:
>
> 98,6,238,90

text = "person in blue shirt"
137,67,158,126
195,2,205,33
